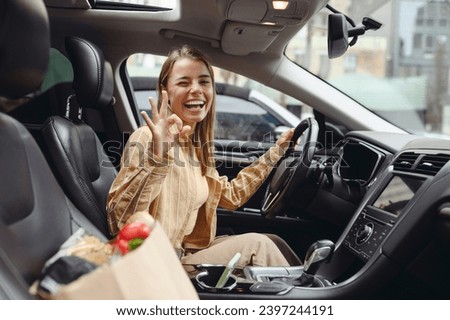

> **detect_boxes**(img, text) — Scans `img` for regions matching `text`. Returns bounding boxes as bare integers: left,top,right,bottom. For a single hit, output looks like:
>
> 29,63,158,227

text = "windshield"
286,0,450,138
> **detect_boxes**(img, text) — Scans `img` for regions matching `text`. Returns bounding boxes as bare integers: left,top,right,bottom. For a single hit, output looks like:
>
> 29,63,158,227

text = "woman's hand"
276,128,296,151
140,90,191,159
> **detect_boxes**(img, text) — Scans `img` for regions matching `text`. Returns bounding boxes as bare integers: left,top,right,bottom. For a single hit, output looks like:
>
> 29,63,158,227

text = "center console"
343,174,425,261
193,240,336,297
196,147,445,299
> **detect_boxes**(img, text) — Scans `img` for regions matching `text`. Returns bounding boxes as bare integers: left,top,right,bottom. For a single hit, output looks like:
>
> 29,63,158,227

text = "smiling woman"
107,45,301,271
158,56,214,128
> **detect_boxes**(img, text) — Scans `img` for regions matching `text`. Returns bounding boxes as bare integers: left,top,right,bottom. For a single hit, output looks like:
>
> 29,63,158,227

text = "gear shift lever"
275,239,335,287
303,240,335,274
297,239,335,286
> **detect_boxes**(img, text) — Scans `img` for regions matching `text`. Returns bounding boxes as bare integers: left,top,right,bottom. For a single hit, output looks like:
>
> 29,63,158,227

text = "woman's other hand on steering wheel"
276,128,296,151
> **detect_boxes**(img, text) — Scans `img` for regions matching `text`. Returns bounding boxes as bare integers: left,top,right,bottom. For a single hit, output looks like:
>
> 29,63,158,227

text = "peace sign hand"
140,90,191,160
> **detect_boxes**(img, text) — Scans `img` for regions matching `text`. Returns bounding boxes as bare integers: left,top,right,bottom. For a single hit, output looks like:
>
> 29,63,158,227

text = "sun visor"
221,21,284,56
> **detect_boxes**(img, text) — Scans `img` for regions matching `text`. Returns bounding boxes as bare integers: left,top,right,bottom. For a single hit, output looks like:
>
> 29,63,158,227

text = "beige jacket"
107,126,286,250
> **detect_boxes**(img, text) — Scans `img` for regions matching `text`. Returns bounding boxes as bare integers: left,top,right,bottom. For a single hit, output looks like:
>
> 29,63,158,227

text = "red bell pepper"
114,221,152,255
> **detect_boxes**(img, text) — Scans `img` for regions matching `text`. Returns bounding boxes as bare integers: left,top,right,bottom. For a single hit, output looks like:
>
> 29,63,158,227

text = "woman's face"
165,57,213,127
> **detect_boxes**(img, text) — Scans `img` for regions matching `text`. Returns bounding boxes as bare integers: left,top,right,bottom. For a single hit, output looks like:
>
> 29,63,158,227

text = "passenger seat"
41,37,118,238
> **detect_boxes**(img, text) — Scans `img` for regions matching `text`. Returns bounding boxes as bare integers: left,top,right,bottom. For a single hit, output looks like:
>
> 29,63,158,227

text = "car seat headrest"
65,36,114,110
0,0,50,100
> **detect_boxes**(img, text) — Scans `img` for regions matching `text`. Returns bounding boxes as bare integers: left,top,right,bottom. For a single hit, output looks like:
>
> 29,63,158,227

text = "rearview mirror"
328,13,349,59
328,13,382,59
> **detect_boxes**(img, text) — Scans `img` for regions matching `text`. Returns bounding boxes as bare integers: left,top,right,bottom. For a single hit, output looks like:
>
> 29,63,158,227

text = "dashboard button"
355,223,374,245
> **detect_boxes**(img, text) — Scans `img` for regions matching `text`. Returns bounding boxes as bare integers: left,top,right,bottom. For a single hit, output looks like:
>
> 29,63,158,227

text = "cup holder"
195,264,237,293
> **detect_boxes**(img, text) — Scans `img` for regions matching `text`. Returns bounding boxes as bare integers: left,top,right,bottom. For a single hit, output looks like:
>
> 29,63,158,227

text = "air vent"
416,154,450,176
393,152,419,172
393,152,450,176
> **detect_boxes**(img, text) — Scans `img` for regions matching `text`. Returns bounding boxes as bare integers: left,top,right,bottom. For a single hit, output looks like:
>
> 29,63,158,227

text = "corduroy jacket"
107,126,287,250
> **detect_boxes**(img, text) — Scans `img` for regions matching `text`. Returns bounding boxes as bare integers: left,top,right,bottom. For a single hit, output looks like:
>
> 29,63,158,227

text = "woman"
107,45,300,269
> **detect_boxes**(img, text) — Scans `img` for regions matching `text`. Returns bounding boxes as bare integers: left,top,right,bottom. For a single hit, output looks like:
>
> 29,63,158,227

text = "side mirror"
328,13,382,59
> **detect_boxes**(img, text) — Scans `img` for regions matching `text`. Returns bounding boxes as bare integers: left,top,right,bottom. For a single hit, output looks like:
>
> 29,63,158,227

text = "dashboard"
200,131,450,299
287,131,450,298
326,132,450,261
319,131,450,297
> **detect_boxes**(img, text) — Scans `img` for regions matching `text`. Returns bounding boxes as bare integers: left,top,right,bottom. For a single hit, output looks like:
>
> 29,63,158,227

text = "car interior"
1,0,450,300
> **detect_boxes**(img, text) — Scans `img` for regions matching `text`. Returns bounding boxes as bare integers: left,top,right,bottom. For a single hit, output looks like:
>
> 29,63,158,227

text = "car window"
216,95,285,142
40,48,73,92
126,53,303,143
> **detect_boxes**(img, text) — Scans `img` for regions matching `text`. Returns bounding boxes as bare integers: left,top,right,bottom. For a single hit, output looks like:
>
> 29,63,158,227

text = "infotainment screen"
371,176,425,216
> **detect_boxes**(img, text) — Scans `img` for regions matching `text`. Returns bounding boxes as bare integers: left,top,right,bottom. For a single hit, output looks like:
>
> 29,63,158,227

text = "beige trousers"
181,233,300,270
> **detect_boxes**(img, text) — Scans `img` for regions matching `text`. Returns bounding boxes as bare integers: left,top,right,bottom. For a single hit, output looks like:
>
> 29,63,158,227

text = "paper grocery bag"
52,222,198,300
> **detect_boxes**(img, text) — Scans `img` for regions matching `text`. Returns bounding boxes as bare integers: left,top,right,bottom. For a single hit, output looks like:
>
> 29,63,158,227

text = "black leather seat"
41,36,118,238
0,0,106,299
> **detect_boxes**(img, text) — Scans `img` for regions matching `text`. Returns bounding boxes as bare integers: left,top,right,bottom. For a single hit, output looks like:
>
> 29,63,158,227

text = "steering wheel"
261,117,319,218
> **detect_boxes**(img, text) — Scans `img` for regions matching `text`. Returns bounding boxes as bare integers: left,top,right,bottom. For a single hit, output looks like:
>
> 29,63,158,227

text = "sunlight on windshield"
286,0,450,138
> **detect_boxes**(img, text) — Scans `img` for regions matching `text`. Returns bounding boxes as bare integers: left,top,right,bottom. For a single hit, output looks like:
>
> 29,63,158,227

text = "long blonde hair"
157,45,216,175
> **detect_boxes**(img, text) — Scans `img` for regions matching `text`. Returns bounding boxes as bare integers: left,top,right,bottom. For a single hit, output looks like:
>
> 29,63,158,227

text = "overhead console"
215,0,328,55
218,0,327,25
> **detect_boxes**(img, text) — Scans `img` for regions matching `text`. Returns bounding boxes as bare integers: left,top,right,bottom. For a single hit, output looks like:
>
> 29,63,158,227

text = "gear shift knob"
264,240,335,288
303,240,334,276
286,239,335,287
303,239,335,276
